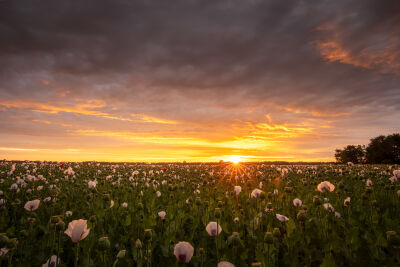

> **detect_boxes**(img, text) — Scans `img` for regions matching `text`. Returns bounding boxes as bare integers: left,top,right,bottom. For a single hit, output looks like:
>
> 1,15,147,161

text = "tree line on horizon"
335,133,400,164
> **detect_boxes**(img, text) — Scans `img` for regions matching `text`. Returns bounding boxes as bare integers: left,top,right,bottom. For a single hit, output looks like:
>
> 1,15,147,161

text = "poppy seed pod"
50,216,61,225
387,231,400,247
97,236,110,251
273,228,281,238
297,210,307,222
198,247,204,256
89,215,97,224
264,232,273,244
215,208,222,219
0,234,9,247
56,221,65,231
195,198,201,206
228,232,241,247
313,195,322,205
6,238,18,249
144,229,152,242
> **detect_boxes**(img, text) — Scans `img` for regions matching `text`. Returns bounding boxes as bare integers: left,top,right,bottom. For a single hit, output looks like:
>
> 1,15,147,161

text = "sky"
0,0,399,162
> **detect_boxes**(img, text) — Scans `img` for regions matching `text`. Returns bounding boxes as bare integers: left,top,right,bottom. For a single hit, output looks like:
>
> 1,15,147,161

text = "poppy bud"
89,215,97,224
264,232,273,244
117,249,126,259
98,236,110,251
266,202,273,209
267,192,272,200
135,239,143,249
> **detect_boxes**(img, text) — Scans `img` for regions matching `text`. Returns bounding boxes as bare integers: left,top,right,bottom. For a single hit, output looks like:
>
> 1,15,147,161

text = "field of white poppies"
0,161,400,266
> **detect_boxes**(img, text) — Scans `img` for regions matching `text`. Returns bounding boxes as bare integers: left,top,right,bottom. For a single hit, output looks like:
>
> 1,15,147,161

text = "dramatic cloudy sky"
0,0,399,162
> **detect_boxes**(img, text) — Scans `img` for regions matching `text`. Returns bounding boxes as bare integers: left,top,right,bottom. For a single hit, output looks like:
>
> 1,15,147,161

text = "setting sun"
224,155,244,164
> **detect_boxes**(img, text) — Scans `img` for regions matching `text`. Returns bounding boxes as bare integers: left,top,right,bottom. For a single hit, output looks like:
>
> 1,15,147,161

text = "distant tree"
335,145,365,164
366,134,400,164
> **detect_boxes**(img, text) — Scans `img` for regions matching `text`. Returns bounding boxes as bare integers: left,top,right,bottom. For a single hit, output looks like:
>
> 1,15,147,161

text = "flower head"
234,186,242,195
88,180,97,189
158,211,166,220
173,241,194,263
64,219,90,243
42,255,59,267
250,188,263,198
323,203,335,212
276,214,289,222
293,198,302,207
317,181,335,192
218,261,235,267
206,221,222,236
24,199,40,211
344,197,351,206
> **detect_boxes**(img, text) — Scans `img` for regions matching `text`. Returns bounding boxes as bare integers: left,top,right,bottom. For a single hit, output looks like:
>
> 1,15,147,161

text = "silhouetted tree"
366,134,400,164
335,145,365,164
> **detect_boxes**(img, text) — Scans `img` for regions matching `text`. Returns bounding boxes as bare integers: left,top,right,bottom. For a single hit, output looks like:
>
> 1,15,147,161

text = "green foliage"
0,161,400,266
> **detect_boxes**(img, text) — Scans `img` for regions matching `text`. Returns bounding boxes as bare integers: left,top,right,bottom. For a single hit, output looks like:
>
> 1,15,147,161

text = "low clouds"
0,0,399,161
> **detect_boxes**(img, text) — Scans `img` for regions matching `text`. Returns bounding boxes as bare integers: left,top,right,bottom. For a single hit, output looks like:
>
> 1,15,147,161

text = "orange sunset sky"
0,0,399,162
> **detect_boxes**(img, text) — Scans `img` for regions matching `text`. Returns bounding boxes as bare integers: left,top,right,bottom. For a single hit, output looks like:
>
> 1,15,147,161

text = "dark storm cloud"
1,0,399,110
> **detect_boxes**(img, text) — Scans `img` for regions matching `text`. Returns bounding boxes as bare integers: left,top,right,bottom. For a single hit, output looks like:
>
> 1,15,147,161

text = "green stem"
74,243,80,267
8,251,13,267
56,231,61,267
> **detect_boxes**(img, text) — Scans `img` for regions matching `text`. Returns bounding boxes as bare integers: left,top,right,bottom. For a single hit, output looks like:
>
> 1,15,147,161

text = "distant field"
1,162,399,266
